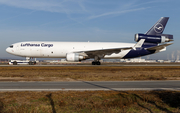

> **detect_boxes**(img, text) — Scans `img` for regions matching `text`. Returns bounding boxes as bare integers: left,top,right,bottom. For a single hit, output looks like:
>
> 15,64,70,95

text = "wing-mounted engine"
66,53,88,62
135,34,173,44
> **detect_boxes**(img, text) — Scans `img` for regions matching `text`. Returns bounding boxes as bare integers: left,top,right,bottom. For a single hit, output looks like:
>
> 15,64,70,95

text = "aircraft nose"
6,48,11,53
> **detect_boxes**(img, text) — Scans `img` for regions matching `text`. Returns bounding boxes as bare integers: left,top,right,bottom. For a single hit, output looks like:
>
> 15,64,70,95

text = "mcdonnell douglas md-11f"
6,17,173,65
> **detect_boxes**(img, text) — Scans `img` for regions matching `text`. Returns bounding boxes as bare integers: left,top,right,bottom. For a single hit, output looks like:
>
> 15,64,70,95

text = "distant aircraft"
6,17,173,65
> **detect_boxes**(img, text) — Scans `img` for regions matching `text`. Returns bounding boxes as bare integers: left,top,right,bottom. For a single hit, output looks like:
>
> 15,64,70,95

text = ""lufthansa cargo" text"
21,43,53,48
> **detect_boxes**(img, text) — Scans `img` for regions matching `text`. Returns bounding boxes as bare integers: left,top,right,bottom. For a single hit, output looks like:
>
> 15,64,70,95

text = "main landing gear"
28,61,36,65
92,61,101,65
92,56,101,65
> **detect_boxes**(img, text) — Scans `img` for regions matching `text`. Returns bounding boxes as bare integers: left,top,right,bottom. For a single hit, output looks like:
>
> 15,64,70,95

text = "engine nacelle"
135,34,173,43
66,53,86,62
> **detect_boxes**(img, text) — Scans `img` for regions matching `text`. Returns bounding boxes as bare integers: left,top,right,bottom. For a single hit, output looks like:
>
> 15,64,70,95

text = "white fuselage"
5,17,173,64
6,41,135,59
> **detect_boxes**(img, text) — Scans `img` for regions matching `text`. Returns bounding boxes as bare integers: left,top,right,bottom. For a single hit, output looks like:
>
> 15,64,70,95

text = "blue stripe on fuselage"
123,47,156,59
123,42,157,59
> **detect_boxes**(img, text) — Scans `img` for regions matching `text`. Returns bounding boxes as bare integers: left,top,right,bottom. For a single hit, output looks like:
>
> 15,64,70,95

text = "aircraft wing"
146,43,173,51
75,39,145,58
76,47,132,58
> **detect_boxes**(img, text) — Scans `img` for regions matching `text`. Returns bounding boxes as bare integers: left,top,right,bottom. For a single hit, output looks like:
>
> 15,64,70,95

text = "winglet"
133,39,145,50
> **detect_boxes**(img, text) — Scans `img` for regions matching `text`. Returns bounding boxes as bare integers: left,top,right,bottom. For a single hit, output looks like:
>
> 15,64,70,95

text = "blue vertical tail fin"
145,17,169,35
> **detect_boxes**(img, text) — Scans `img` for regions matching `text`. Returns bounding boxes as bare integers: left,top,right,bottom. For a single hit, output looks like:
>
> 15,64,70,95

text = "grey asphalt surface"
0,81,180,91
1,64,180,67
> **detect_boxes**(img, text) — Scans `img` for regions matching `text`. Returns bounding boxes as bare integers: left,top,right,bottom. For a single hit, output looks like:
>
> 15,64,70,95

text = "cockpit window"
9,45,13,48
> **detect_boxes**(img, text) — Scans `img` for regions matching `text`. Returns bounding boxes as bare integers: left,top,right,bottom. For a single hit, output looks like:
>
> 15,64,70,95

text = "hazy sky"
0,0,179,60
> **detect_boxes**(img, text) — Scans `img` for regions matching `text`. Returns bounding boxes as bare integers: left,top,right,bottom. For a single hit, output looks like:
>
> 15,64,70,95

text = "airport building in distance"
0,58,180,65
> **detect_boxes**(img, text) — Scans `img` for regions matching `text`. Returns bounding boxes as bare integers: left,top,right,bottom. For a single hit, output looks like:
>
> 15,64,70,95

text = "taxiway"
0,81,180,91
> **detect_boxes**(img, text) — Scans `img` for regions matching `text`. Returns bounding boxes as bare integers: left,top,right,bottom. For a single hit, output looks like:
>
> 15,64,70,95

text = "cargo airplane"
6,17,173,65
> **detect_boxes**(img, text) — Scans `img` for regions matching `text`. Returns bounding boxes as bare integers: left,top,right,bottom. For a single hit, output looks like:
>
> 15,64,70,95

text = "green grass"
0,66,180,81
0,91,180,113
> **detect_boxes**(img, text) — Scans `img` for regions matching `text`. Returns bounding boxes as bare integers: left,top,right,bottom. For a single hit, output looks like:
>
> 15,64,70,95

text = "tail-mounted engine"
135,34,173,44
66,53,87,62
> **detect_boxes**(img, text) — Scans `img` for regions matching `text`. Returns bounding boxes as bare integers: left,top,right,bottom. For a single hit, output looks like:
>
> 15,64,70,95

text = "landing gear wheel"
13,61,17,65
29,61,33,65
92,61,101,65
92,61,96,65
33,61,36,65
29,61,36,65
97,61,101,65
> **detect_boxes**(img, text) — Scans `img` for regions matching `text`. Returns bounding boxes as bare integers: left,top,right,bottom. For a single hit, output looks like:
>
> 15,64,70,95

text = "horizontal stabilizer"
146,43,173,51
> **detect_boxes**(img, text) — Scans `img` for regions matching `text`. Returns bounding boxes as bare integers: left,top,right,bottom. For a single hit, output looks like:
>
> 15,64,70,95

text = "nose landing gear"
26,57,36,65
